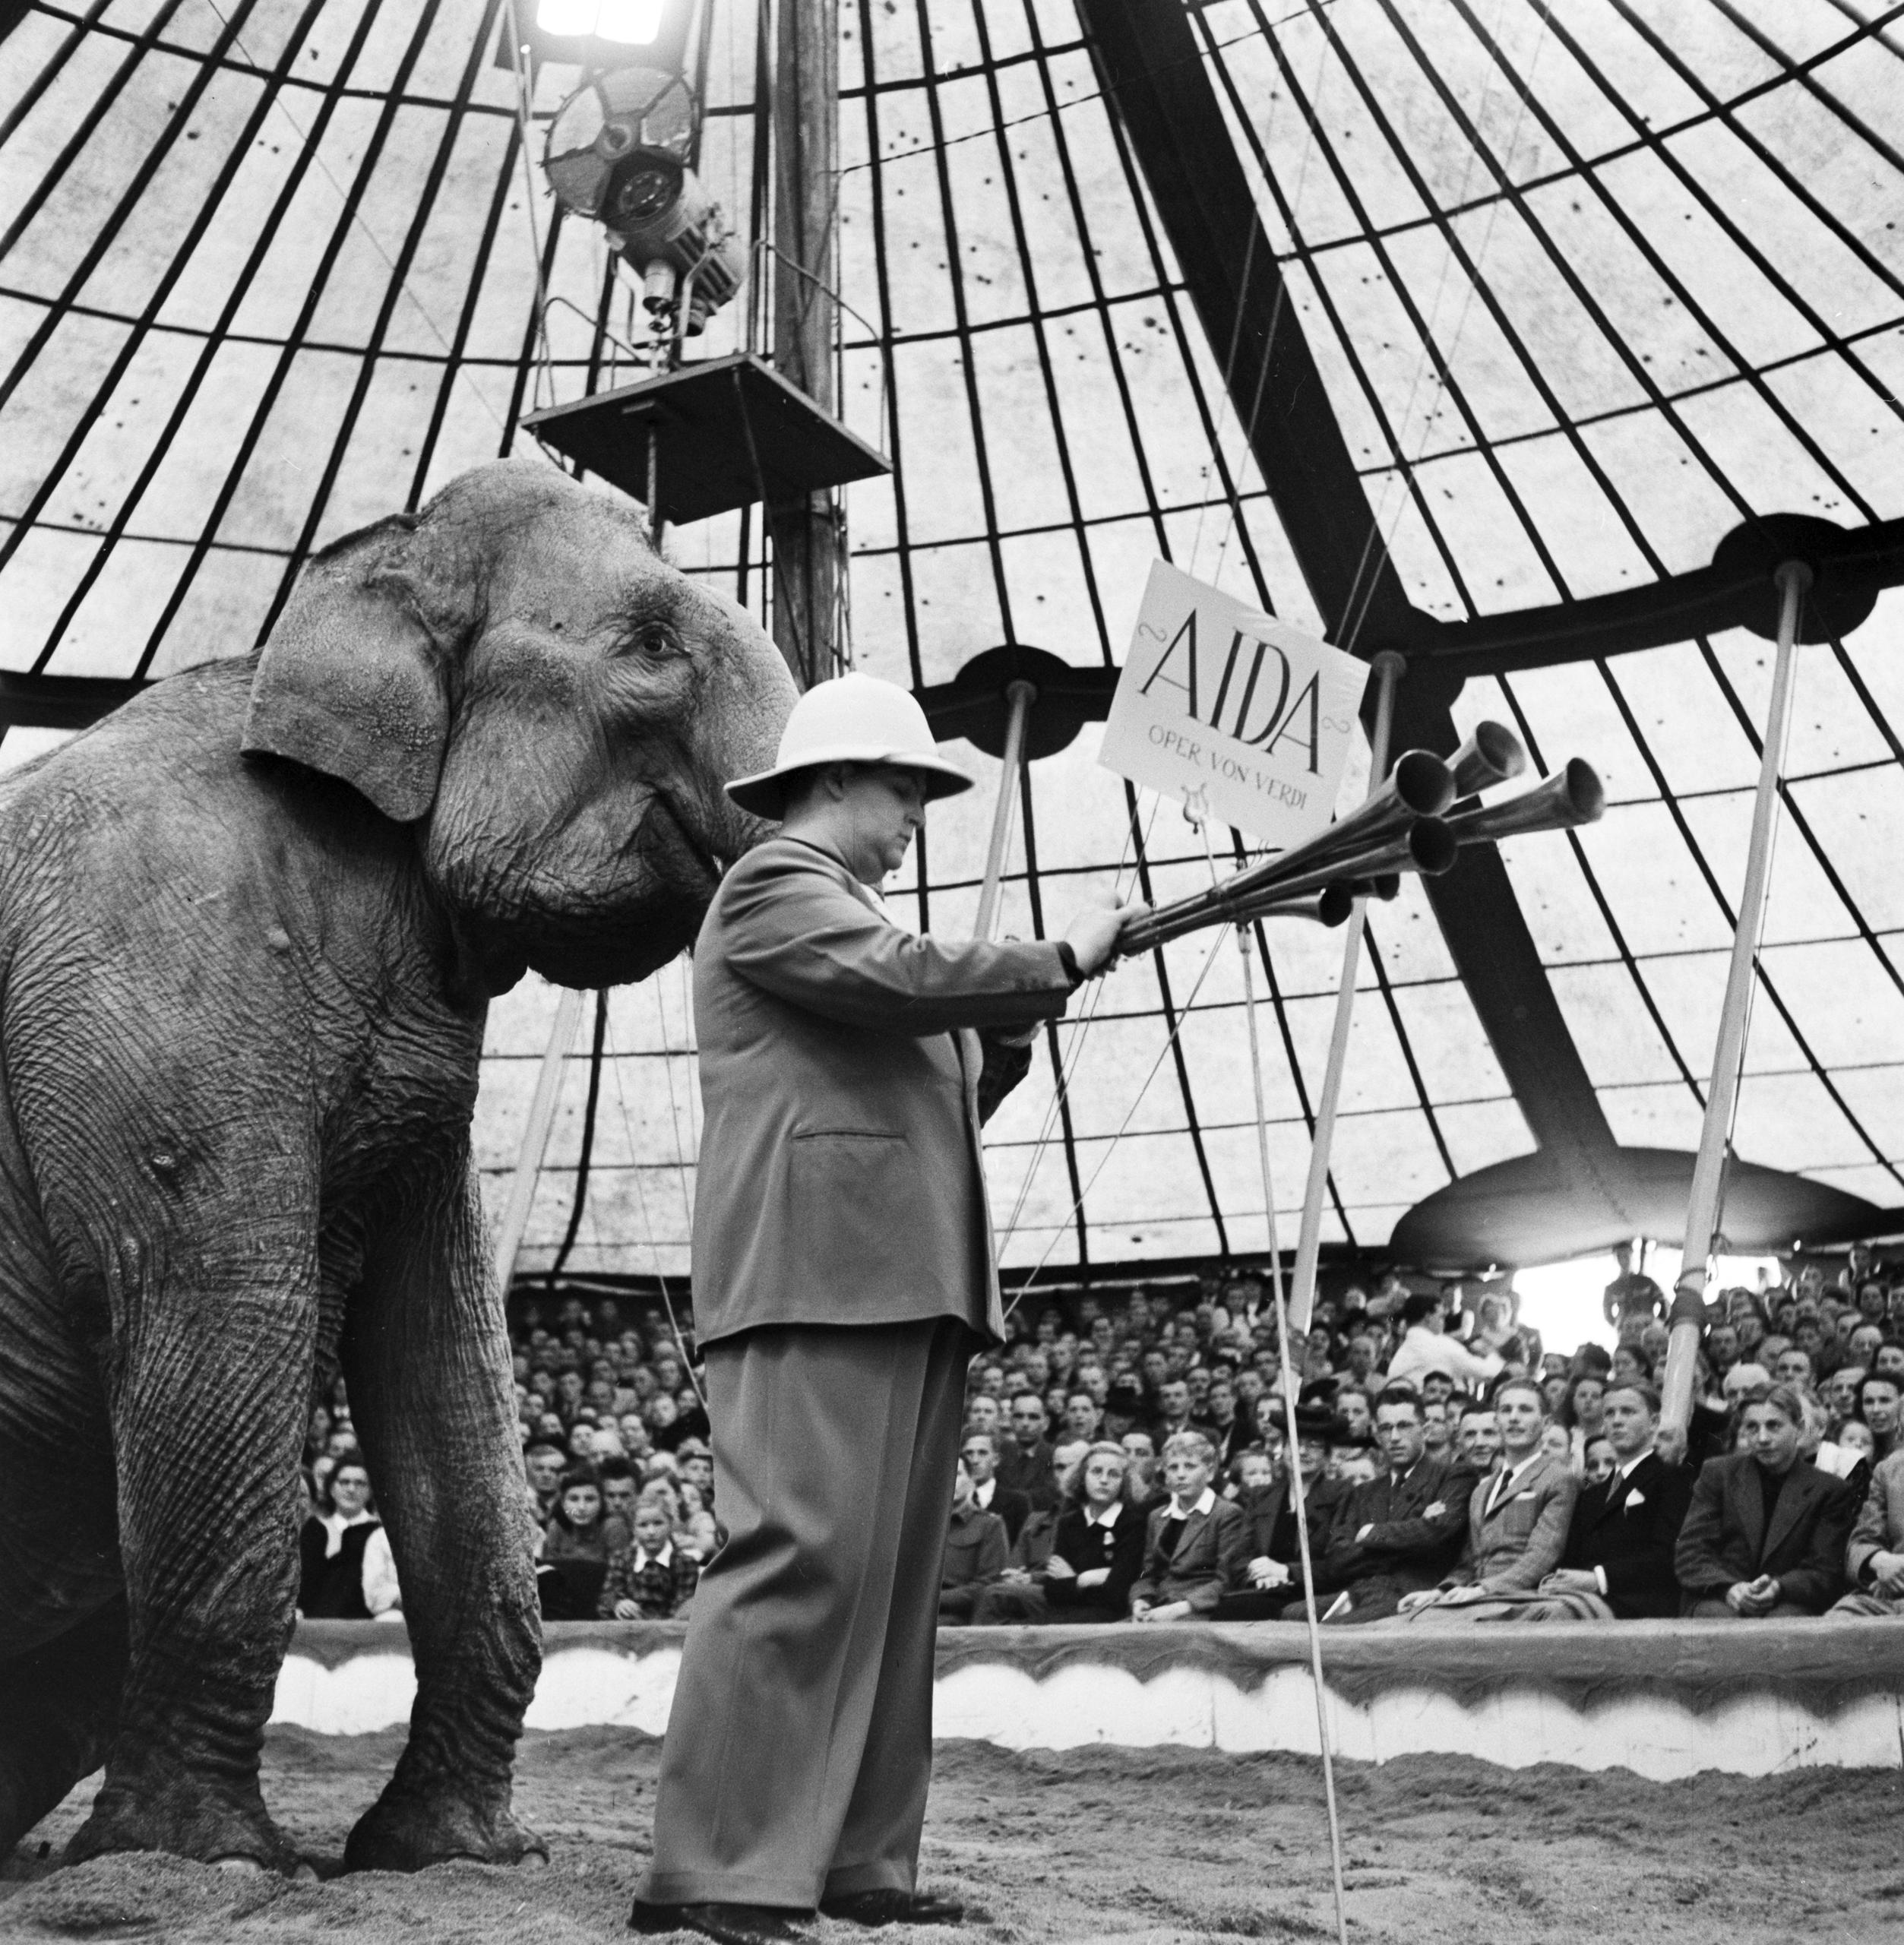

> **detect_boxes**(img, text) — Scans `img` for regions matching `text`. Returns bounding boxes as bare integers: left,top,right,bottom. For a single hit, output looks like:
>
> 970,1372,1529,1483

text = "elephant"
0,460,797,1873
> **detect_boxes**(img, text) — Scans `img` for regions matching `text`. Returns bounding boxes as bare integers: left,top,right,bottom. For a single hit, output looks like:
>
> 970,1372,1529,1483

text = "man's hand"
1246,1555,1291,1590
1725,1576,1780,1617
1134,1599,1193,1624
1872,1550,1904,1595
1042,1554,1077,1581
998,1567,1031,1585
1396,1589,1441,1615
615,1598,641,1619
1539,1569,1600,1596
1064,892,1147,978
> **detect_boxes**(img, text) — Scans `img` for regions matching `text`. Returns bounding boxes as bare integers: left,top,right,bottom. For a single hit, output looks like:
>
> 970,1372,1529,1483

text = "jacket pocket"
786,1132,912,1300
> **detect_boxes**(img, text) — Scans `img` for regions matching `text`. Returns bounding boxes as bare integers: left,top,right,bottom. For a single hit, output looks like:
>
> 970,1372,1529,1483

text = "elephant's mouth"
641,792,723,900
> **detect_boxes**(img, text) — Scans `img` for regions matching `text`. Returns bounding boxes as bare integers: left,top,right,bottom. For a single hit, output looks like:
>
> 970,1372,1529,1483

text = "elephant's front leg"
65,1227,315,1872
340,1162,544,1871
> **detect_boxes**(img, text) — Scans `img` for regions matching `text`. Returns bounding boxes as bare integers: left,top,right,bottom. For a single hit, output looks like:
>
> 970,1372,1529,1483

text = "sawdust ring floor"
4,1726,1902,1943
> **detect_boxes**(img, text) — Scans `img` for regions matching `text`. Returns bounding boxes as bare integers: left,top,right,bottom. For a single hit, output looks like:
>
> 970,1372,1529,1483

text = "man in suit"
1313,1387,1476,1624
634,675,1134,1945
1499,1380,1693,1621
937,1459,1011,1624
1675,1383,1855,1618
958,1429,1031,1545
1828,1441,1904,1615
997,1393,1055,1505
1129,1431,1251,1621
1210,1404,1350,1620
1395,1378,1577,1623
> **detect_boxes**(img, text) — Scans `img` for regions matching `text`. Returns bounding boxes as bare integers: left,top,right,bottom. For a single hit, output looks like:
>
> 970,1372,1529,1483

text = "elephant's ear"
242,514,453,824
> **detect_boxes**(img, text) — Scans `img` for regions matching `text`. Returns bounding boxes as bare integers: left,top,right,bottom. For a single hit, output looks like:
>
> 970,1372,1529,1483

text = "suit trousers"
643,1317,975,1910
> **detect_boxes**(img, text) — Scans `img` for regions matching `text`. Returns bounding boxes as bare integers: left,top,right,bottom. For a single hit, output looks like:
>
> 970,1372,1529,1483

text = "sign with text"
1099,562,1368,845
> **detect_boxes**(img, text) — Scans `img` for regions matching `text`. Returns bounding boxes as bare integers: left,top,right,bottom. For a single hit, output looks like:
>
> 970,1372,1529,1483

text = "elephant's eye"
629,622,682,662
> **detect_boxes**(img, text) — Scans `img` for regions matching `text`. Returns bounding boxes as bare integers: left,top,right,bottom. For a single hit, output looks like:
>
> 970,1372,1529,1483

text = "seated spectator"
597,1457,639,1551
544,1466,612,1564
939,1460,1011,1625
1130,1432,1249,1623
1498,1380,1692,1621
1830,1437,1904,1616
1393,1379,1577,1624
1314,1388,1476,1625
599,1496,700,1620
1675,1384,1855,1618
969,1497,1064,1625
998,1393,1055,1504
1456,1401,1503,1475
1229,1447,1275,1497
1212,1405,1349,1621
1582,1434,1616,1486
1858,1371,1903,1458
1421,1399,1456,1464
298,1459,399,1621
982,1442,1149,1627
960,1429,1032,1543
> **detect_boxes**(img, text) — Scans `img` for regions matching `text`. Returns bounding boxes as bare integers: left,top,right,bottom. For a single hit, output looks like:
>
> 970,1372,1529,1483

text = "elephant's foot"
343,1779,548,1873
65,1774,302,1875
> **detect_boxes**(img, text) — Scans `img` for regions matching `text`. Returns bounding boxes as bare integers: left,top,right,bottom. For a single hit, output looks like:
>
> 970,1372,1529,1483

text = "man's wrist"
1056,941,1083,985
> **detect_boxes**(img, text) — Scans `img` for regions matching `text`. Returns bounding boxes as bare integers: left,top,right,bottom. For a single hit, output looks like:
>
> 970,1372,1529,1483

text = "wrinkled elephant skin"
0,462,796,1873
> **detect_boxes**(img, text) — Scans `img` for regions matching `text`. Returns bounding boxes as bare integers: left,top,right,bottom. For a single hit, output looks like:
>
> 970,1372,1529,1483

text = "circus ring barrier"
278,1619,1904,1780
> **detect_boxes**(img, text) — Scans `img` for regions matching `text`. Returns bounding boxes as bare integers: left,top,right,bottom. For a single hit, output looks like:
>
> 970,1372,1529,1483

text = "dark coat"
976,1482,1033,1545
1240,1475,1353,1569
1319,1456,1475,1596
1556,1452,1694,1618
1044,1502,1147,1619
996,1435,1054,1504
1130,1494,1250,1615
690,836,1075,1347
941,1503,1010,1591
1674,1454,1854,1615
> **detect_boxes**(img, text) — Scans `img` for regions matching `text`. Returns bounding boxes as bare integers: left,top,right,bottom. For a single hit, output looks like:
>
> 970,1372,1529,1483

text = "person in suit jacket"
1129,1431,1251,1620
1830,1445,1904,1615
998,1393,1056,1506
1314,1387,1478,1624
1498,1380,1694,1621
937,1460,1011,1623
960,1428,1032,1544
637,675,1137,1945
1210,1404,1351,1621
1675,1384,1854,1618
1396,1378,1578,1623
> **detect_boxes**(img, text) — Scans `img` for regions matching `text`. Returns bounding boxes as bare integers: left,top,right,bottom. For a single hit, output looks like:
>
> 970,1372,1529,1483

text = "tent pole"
974,678,1036,941
493,985,587,1295
1662,561,1811,1436
1287,649,1406,1333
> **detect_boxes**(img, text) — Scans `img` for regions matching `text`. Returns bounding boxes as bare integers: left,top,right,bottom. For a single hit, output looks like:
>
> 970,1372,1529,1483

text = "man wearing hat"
1211,1403,1350,1620
634,674,1137,1945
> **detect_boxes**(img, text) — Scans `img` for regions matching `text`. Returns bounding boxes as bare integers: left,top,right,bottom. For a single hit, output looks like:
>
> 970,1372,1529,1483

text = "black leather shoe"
628,1900,810,1943
818,1888,966,1927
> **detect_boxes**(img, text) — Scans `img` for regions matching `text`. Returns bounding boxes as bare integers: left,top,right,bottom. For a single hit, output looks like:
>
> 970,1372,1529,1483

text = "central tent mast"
767,0,841,688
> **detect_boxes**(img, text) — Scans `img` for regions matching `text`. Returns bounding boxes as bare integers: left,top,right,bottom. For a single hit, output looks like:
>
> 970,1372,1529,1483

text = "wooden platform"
277,1619,1904,1779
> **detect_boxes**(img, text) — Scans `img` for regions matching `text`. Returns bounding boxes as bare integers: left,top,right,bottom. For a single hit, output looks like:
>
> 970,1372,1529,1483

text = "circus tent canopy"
4,0,1904,1283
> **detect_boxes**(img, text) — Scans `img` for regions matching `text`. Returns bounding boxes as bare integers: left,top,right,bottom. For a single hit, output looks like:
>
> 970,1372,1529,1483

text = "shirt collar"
634,1541,673,1570
1617,1449,1653,1480
1169,1485,1217,1519
973,1476,995,1506
1084,1501,1122,1528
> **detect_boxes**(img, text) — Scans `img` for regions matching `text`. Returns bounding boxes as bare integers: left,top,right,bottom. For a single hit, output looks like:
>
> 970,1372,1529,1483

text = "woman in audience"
1043,1442,1148,1624
544,1465,612,1567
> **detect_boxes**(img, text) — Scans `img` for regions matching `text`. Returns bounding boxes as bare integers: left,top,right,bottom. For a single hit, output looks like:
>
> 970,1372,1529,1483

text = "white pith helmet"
726,670,973,818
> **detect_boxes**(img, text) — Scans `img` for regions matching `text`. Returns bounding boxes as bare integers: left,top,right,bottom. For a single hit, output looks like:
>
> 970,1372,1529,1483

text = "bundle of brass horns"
1117,721,1604,957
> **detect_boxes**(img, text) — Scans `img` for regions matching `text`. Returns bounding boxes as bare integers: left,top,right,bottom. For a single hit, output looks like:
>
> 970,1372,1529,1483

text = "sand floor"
5,1726,1903,1943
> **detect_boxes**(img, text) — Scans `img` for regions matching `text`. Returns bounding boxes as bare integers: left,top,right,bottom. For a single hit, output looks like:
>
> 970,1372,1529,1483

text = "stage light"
542,66,746,340
534,0,666,44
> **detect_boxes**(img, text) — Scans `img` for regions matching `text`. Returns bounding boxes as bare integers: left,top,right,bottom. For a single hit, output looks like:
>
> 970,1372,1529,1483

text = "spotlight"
542,66,746,338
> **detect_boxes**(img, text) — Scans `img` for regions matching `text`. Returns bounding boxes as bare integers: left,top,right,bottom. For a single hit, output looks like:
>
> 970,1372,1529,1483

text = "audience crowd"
296,1240,1904,1630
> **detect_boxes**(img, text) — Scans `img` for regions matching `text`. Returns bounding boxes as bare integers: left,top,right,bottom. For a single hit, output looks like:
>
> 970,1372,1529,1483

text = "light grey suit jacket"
689,835,1077,1348
1455,1450,1579,1594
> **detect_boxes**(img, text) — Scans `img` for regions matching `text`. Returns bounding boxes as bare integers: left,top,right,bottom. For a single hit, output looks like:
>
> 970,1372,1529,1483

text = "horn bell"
1444,757,1605,846
1447,719,1527,799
